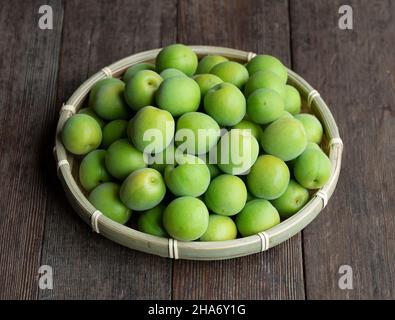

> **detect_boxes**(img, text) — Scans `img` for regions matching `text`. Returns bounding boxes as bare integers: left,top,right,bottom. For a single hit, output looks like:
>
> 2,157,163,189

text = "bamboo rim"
54,46,343,260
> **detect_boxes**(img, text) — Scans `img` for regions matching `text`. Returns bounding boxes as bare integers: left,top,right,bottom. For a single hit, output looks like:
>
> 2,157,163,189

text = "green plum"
79,150,112,192
200,214,237,241
193,74,223,97
284,85,301,115
89,78,130,120
120,168,166,211
105,139,146,180
294,148,331,189
246,54,288,83
196,55,228,74
236,199,280,237
101,119,128,149
175,112,220,155
204,83,246,126
217,129,259,175
156,76,201,116
123,62,156,83
124,70,163,111
261,118,307,161
271,179,310,218
247,88,284,124
128,106,175,153
61,114,102,155
232,119,264,141
247,155,290,200
163,197,209,241
89,182,131,224
295,113,323,144
160,68,187,80
204,174,247,216
138,204,168,237
210,61,249,89
78,108,106,128
244,70,285,97
156,44,198,76
164,154,210,197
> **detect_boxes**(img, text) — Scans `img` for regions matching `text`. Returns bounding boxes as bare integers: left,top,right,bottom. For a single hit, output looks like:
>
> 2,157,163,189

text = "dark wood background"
0,0,394,300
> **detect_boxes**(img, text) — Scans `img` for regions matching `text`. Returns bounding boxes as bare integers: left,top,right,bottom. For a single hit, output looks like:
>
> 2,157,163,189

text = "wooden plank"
0,0,64,299
39,0,177,299
173,0,305,299
290,0,395,299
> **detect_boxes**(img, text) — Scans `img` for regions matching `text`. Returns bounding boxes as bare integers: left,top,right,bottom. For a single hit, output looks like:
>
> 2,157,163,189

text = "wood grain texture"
0,0,64,299
173,0,305,300
39,0,177,299
290,0,395,299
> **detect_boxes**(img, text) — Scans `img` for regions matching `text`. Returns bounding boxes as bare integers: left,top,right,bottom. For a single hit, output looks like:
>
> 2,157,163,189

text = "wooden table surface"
0,0,394,300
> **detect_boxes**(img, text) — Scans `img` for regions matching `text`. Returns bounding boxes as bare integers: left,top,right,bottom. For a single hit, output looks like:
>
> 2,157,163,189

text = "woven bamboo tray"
54,46,343,260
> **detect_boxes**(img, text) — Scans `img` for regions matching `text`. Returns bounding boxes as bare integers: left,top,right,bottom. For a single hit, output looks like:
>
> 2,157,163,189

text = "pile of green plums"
61,44,331,242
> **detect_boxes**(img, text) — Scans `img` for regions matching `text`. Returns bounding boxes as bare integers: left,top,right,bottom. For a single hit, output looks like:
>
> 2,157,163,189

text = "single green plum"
89,78,130,120
156,76,201,116
247,88,285,124
295,113,323,144
120,168,166,211
284,85,301,115
89,182,131,224
78,108,106,128
210,61,249,89
160,68,187,80
217,129,259,175
246,54,288,83
138,204,168,237
244,70,285,97
79,150,112,192
200,214,237,241
196,55,228,74
123,62,156,83
156,44,198,76
204,174,247,216
175,112,220,155
204,83,246,126
61,114,102,155
261,118,307,161
271,179,310,218
232,119,264,141
236,199,280,237
105,139,146,180
163,197,209,241
247,155,290,200
164,154,210,197
101,119,128,149
128,106,175,153
193,74,223,97
293,148,331,189
124,70,163,111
